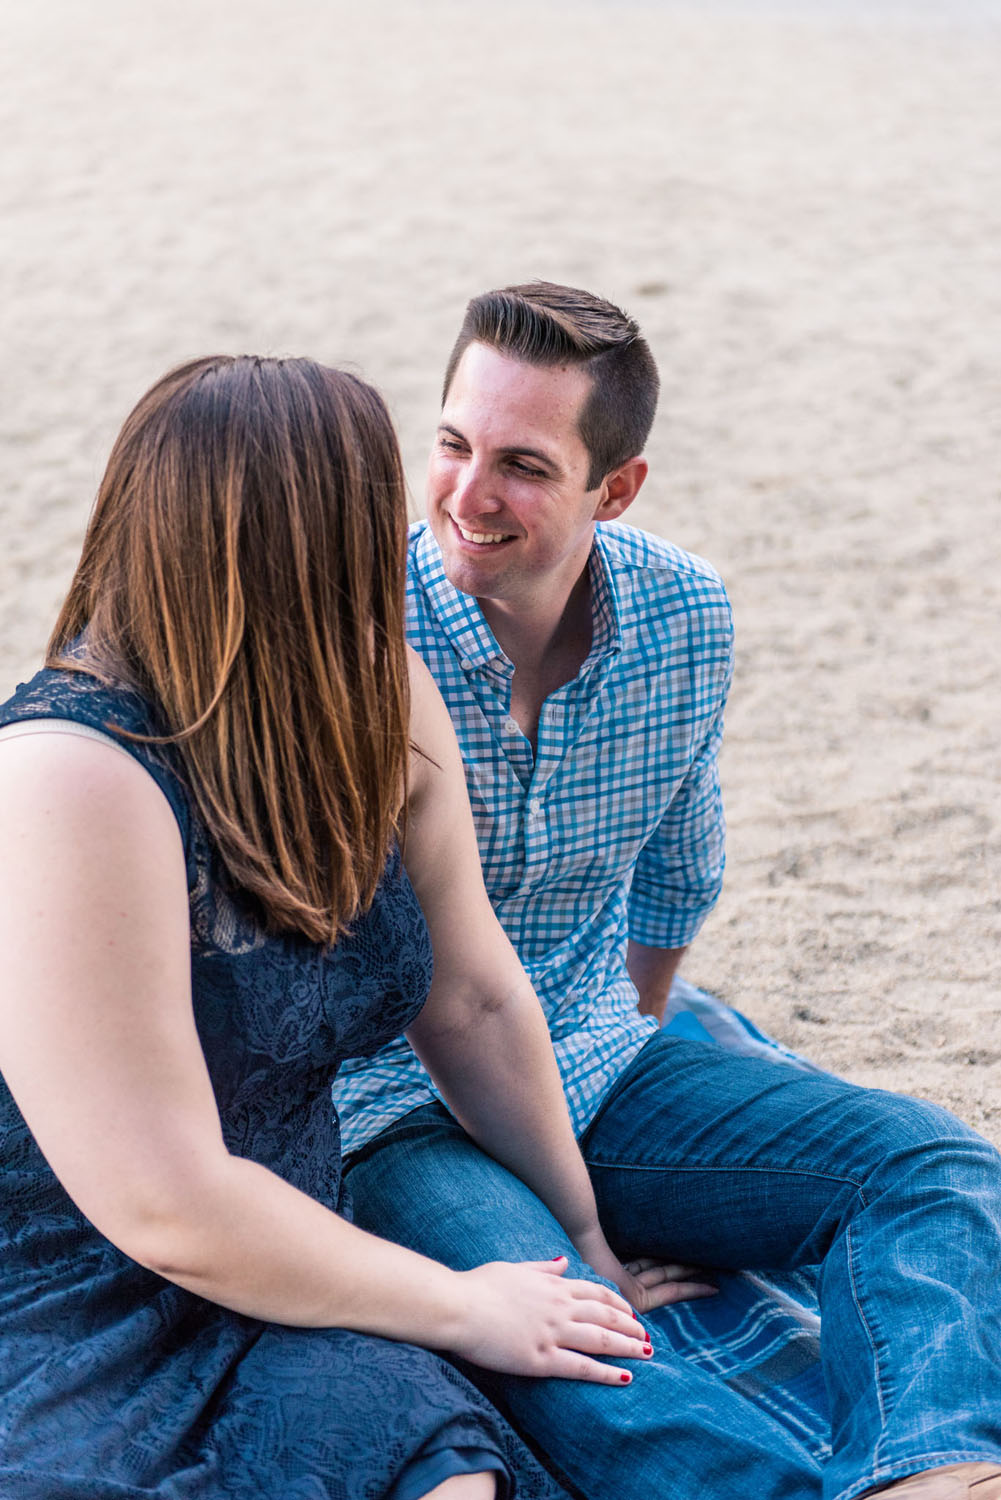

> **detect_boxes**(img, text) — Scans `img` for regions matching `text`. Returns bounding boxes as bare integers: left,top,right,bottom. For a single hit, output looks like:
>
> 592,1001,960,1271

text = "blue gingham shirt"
335,519,734,1151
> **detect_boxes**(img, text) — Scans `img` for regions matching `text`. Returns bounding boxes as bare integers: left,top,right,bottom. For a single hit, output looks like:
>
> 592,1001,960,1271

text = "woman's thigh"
210,1320,525,1500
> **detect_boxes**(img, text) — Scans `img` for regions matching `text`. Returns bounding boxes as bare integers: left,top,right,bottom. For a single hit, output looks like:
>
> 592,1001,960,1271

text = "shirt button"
504,716,519,734
527,798,542,817
459,657,473,671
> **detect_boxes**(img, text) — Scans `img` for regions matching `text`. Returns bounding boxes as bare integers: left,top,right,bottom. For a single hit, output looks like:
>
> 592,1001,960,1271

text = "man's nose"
451,462,501,519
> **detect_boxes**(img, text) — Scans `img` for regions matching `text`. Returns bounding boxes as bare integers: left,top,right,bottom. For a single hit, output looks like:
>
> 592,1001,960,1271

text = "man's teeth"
457,523,510,544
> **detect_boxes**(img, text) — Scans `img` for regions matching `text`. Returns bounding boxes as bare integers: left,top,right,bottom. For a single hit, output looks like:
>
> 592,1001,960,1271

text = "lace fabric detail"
0,666,567,1498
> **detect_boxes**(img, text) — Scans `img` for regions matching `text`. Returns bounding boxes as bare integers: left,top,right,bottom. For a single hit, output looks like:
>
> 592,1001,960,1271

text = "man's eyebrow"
437,423,560,472
500,444,559,470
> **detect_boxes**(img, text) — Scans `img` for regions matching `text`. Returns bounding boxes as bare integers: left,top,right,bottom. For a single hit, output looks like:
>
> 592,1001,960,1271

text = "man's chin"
438,549,510,601
433,534,503,585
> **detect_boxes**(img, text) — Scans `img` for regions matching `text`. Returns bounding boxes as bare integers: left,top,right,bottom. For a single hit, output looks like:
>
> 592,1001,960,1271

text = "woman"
0,357,672,1500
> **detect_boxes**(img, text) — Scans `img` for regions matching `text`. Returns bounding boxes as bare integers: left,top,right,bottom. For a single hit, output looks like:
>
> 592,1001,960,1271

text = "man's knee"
345,1110,570,1269
853,1088,1001,1203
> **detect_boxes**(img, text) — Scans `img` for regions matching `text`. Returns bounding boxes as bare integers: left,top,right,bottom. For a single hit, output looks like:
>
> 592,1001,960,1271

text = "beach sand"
3,0,999,1141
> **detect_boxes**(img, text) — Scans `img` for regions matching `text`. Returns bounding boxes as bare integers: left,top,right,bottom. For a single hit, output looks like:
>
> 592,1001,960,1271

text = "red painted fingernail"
643,1343,652,1356
619,1371,631,1383
632,1312,639,1321
551,1255,564,1261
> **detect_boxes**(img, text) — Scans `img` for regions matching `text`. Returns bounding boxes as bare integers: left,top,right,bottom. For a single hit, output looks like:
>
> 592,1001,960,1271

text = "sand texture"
3,0,999,1141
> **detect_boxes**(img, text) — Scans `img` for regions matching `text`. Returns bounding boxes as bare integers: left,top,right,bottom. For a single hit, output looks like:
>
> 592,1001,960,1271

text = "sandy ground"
3,0,999,1142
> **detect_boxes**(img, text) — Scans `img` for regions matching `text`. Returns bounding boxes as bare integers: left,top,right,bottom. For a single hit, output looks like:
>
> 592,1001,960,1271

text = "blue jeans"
344,1032,1001,1500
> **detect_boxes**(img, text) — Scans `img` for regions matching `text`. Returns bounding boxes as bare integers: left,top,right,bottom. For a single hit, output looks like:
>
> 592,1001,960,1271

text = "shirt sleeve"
627,606,734,950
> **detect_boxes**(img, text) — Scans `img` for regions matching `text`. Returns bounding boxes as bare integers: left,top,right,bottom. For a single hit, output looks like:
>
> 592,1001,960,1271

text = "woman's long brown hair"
47,355,410,943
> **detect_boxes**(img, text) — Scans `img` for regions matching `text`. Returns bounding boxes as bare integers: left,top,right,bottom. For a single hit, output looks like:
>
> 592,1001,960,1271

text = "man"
337,283,1001,1500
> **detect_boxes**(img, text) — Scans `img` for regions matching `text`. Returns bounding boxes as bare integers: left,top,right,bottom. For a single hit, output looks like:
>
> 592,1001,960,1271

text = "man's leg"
345,1105,823,1500
581,1031,1001,1500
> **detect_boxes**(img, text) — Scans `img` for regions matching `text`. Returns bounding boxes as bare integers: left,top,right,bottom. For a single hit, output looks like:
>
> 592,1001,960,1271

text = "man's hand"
626,941,688,1024
572,1225,717,1315
618,1255,718,1315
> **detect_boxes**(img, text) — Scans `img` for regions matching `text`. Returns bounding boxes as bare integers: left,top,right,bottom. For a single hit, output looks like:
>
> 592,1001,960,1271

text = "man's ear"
593,456,648,522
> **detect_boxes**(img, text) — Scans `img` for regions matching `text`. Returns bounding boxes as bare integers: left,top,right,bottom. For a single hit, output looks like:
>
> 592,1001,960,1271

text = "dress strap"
0,718,135,763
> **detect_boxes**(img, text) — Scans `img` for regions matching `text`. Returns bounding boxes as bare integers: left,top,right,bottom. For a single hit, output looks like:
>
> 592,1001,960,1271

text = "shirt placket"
523,675,589,888
464,636,616,896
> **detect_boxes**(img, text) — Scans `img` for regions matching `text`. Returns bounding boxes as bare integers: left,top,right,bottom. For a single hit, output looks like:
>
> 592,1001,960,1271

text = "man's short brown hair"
442,281,659,490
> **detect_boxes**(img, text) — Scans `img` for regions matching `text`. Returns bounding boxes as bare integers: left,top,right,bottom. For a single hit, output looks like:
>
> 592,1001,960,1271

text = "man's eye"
511,460,544,477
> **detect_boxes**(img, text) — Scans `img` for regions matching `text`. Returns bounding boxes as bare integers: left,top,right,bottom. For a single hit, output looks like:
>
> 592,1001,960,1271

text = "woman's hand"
449,1257,653,1384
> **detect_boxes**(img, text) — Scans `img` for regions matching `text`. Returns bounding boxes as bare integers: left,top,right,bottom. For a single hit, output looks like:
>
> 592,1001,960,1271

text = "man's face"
426,341,603,607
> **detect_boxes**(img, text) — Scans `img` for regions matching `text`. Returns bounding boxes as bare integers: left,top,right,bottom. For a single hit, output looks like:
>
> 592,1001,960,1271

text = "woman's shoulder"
0,660,196,872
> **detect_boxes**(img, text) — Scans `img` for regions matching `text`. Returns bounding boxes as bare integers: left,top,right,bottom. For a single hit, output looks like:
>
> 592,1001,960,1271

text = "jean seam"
584,1157,869,1194
844,1217,890,1448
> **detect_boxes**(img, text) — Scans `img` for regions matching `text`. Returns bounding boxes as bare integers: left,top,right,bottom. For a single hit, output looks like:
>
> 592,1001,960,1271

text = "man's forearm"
627,941,688,1024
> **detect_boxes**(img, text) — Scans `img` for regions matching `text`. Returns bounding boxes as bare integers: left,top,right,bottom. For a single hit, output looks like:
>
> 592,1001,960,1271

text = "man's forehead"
444,342,591,444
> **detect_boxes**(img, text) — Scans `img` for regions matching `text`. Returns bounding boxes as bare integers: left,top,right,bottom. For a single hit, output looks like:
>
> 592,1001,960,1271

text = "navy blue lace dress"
0,665,569,1500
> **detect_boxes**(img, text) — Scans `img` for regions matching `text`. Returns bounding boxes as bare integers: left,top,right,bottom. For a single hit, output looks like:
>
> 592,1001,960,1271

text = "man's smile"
451,516,516,547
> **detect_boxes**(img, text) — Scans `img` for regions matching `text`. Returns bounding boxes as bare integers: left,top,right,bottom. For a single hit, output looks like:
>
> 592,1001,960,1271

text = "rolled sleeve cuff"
627,885,718,950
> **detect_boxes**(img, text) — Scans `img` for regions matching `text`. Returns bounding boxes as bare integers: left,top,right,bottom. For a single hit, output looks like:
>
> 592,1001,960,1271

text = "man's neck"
478,570,594,746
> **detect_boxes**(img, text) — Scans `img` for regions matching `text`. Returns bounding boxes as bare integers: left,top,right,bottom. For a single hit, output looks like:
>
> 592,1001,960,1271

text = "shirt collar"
411,521,623,671
412,524,507,670
587,526,624,662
